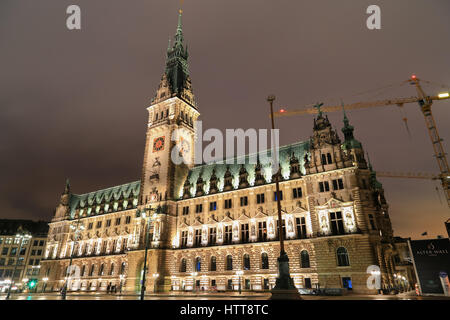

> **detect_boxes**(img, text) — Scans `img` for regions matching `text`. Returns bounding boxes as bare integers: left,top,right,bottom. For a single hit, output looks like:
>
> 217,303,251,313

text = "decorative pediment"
207,214,218,224
316,197,344,210
290,206,308,215
192,217,204,226
237,209,250,221
221,211,234,222
254,207,268,219
179,218,190,228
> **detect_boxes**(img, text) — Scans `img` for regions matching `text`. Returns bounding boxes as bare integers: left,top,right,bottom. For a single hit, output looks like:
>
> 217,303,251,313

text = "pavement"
1,290,450,300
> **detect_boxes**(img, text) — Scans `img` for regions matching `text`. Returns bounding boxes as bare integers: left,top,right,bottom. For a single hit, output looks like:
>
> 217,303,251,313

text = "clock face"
179,138,190,156
153,136,165,152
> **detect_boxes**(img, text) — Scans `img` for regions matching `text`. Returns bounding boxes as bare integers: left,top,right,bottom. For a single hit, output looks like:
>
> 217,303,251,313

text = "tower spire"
153,8,195,107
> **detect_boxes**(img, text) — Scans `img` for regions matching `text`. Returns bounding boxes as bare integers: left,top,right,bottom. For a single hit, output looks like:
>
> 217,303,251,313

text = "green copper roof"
69,180,140,219
165,10,190,95
181,141,309,198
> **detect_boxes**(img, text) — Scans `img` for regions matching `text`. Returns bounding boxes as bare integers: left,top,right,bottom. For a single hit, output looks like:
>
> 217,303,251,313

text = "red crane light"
411,74,417,79
280,108,286,113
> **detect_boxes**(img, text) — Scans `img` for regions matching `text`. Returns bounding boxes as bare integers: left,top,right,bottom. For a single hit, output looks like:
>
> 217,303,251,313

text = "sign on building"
408,238,450,295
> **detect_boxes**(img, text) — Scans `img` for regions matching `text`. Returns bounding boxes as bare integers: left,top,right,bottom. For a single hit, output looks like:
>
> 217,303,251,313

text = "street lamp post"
140,209,157,300
152,273,159,293
62,218,85,300
267,95,301,300
236,270,243,294
6,232,32,300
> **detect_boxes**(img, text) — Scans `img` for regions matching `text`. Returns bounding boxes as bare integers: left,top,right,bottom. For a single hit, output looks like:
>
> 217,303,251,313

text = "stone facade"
40,11,398,295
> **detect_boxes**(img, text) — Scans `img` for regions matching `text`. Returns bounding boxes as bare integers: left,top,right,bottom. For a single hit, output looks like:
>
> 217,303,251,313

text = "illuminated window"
300,250,310,268
332,179,344,190
321,153,333,165
181,231,188,247
319,181,330,192
209,228,216,245
194,229,202,246
209,201,217,211
89,265,95,276
243,254,250,270
226,255,233,271
109,263,115,275
330,212,345,235
296,217,307,239
224,199,232,209
258,222,267,241
337,247,350,266
224,226,232,244
194,257,201,272
241,224,249,243
261,253,269,269
273,191,283,201
99,263,105,276
180,258,186,272
210,256,216,271
293,187,302,199
256,193,265,204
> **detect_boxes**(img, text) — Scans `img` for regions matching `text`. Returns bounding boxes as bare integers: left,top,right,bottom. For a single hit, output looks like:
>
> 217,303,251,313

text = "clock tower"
138,10,199,244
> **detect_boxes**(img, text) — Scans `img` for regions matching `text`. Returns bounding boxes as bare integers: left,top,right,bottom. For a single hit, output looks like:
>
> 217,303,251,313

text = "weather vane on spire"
179,0,184,13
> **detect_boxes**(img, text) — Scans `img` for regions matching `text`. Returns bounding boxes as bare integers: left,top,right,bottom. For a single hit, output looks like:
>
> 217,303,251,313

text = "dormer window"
321,153,333,165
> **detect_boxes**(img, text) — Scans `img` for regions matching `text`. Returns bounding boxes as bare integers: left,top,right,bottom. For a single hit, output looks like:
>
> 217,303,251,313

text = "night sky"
1,0,449,239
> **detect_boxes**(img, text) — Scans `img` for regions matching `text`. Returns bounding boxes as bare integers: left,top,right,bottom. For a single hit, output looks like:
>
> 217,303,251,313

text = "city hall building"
40,11,398,294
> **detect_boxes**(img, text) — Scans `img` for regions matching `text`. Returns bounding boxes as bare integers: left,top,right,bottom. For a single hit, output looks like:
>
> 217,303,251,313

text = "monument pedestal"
270,252,302,300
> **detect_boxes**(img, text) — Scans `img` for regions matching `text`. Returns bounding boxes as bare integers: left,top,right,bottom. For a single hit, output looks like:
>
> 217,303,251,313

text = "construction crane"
376,172,440,180
272,76,450,207
376,171,445,205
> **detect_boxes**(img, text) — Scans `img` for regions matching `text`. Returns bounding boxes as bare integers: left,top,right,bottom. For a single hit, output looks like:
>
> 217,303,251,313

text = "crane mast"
410,76,450,207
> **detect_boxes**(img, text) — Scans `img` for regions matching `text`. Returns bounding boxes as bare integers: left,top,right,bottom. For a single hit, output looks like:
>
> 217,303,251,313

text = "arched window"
195,257,201,272
99,263,104,276
210,256,216,271
89,265,95,276
243,254,250,270
300,250,310,268
336,247,350,266
81,265,86,277
120,262,126,275
226,255,233,271
180,258,187,273
261,252,269,269
109,263,115,275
